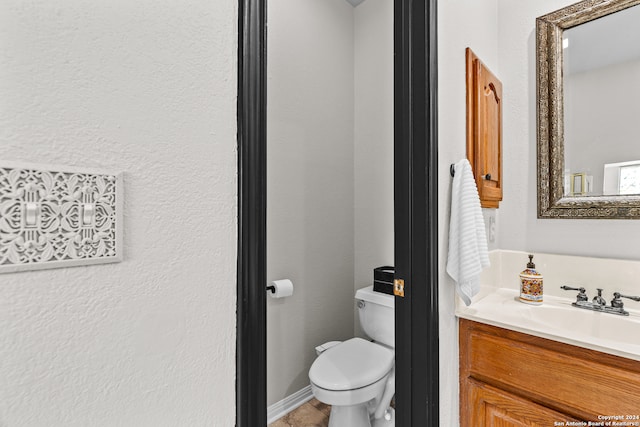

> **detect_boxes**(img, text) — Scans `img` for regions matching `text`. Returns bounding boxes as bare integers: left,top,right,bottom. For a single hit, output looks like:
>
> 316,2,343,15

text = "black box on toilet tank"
373,266,395,295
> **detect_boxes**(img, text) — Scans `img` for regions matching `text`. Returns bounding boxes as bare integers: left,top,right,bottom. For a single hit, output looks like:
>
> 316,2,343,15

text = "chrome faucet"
592,288,606,308
560,286,637,316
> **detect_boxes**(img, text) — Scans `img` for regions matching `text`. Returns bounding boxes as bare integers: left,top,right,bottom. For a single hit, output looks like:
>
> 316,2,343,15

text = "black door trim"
393,0,439,425
236,0,267,425
236,0,439,425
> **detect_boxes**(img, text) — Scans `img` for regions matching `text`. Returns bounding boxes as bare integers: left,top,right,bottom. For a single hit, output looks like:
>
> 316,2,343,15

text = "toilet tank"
355,285,394,348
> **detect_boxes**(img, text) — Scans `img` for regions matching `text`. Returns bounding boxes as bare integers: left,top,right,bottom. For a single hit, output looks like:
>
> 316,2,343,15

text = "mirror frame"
536,0,640,219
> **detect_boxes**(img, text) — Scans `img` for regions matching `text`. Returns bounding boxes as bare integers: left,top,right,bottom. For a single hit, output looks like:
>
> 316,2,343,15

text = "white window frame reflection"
603,160,640,196
619,163,640,195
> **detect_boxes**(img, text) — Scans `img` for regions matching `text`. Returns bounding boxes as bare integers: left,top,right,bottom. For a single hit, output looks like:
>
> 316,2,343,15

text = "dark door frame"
236,0,438,425
393,0,439,425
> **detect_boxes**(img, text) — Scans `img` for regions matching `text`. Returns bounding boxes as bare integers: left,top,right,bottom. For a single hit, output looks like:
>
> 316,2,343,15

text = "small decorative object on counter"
519,254,543,305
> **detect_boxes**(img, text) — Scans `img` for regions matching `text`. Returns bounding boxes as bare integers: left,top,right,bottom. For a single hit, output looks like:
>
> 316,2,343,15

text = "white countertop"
456,287,640,362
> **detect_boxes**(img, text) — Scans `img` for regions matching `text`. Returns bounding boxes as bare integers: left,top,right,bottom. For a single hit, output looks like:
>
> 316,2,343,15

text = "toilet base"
327,405,395,427
372,408,395,427
328,404,370,427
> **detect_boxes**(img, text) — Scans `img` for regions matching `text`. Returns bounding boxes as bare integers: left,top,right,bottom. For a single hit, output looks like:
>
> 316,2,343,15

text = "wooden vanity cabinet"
460,319,640,426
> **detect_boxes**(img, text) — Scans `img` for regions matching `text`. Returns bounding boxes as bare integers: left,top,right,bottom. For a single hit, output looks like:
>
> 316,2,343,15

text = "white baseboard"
267,385,314,424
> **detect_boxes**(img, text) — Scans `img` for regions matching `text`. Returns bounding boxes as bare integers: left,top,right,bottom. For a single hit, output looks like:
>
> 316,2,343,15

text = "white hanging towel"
446,159,490,306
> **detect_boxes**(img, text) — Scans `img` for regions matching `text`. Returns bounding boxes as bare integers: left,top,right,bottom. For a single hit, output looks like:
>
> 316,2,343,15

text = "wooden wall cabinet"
466,48,503,208
460,319,640,426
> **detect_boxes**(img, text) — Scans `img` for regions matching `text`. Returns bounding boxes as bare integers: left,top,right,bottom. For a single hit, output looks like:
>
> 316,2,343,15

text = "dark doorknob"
485,173,491,180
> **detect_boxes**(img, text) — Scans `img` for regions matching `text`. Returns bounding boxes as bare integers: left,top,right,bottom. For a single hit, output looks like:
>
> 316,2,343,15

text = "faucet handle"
560,285,584,291
612,292,640,309
619,293,640,302
561,285,588,302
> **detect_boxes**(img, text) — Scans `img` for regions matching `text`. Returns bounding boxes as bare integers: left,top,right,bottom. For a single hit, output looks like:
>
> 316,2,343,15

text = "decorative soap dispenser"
519,254,543,305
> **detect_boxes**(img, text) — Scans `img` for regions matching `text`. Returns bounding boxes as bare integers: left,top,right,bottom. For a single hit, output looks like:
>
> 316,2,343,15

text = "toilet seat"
310,371,388,408
309,337,394,391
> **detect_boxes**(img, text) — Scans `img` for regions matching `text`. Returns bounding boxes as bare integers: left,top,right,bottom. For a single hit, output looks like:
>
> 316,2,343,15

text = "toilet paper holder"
265,279,294,298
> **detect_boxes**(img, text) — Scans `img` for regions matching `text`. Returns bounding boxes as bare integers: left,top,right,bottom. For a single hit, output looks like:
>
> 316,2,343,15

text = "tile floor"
268,398,330,427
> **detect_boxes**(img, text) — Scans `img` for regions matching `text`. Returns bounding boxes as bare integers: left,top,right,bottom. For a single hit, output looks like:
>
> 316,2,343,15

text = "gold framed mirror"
536,0,640,218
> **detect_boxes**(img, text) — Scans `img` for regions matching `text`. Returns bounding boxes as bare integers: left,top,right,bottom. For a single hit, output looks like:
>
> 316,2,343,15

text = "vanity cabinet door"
460,319,640,425
466,47,503,208
463,379,579,427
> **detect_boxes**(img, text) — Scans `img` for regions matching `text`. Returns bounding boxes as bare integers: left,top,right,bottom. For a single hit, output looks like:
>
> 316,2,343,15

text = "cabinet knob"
485,173,492,180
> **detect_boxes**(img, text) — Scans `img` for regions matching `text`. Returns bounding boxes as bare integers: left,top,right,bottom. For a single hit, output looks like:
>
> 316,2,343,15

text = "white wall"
496,0,640,261
353,0,394,337
0,1,237,426
438,0,498,424
266,0,356,406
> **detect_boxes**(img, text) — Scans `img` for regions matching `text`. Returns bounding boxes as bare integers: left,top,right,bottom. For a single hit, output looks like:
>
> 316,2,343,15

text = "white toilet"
308,286,395,427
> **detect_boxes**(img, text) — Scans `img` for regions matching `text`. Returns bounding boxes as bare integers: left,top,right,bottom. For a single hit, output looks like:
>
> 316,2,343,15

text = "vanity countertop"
455,287,640,362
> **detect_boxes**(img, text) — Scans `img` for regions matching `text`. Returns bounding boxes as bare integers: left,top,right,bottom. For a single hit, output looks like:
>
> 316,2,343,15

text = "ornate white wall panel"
0,162,123,273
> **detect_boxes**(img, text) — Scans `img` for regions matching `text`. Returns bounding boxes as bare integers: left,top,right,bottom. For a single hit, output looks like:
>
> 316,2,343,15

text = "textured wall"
266,0,355,406
438,0,499,424
0,0,237,425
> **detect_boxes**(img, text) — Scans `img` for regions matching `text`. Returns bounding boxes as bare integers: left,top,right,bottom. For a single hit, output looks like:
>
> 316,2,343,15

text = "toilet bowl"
308,286,395,427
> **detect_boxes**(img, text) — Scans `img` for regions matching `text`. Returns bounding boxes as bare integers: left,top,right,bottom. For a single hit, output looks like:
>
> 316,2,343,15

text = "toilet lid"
309,337,394,391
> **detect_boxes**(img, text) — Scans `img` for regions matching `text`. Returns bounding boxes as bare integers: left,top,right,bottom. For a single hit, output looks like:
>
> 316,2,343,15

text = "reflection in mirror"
536,0,640,218
563,5,640,196
603,160,640,195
